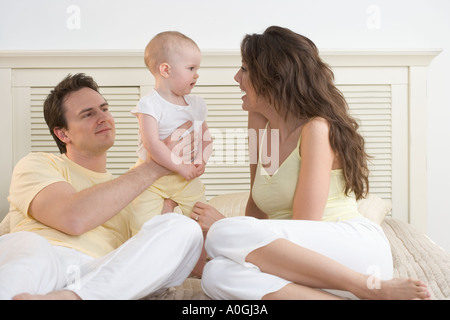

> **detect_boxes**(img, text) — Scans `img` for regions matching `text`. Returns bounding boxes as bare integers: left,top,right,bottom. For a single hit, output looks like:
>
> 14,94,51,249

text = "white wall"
1,0,449,252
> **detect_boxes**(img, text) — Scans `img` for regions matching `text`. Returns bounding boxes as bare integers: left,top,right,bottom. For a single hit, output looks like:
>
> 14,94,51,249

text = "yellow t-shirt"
7,152,130,258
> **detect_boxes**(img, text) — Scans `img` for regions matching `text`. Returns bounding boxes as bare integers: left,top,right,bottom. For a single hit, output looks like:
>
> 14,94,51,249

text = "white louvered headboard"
0,50,440,231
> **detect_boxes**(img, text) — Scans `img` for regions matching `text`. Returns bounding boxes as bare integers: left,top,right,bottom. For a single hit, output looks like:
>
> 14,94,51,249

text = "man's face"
58,87,115,157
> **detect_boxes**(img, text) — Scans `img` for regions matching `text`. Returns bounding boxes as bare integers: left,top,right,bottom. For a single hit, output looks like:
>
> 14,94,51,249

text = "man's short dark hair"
43,73,100,153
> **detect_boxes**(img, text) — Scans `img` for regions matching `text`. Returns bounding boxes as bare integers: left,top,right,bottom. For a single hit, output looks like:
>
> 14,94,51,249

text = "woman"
192,26,429,300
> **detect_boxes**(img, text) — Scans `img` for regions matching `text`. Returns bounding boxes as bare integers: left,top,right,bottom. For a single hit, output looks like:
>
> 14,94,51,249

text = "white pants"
0,213,203,300
201,216,393,300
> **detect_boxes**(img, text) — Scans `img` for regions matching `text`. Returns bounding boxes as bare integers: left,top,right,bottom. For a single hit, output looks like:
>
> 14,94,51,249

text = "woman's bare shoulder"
303,116,330,137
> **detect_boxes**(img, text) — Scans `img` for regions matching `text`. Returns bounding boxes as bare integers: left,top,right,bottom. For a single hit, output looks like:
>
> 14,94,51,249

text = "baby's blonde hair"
144,31,199,75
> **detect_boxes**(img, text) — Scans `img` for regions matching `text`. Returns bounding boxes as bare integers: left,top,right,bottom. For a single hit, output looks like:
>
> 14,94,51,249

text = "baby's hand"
178,164,198,181
194,162,206,177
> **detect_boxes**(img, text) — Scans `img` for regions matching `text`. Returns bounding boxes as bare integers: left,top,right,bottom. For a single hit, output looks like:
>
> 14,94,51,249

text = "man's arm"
29,121,193,236
29,161,164,236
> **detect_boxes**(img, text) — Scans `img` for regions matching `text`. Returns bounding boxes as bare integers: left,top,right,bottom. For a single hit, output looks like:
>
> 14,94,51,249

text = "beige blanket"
383,218,450,300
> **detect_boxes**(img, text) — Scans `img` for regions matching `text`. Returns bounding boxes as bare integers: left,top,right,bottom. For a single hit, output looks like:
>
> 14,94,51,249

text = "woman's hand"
191,202,226,232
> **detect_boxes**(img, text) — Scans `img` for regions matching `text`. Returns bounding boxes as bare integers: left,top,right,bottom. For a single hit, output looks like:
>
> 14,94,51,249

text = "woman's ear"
159,63,171,79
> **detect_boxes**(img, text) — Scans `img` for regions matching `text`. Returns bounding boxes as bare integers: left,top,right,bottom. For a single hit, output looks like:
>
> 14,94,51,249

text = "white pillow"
357,194,392,225
209,192,392,225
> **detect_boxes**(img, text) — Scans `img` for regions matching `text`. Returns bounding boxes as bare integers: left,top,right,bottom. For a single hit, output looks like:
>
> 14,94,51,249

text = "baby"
130,31,212,236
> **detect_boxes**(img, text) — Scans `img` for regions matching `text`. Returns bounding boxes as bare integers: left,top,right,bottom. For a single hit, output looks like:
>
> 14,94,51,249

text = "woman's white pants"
201,216,393,300
0,213,203,300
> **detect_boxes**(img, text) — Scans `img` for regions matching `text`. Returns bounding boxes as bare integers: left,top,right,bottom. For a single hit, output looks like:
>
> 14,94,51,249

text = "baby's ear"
159,63,171,78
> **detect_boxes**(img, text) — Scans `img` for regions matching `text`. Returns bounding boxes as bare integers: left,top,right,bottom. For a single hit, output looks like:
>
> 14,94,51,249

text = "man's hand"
163,121,196,160
142,121,196,177
194,162,206,177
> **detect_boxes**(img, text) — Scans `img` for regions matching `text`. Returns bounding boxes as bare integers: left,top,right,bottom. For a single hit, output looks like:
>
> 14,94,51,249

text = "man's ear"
159,63,171,79
53,127,70,144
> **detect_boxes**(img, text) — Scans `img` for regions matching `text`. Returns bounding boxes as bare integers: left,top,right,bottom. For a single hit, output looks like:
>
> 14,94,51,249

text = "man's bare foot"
13,290,81,300
362,278,430,300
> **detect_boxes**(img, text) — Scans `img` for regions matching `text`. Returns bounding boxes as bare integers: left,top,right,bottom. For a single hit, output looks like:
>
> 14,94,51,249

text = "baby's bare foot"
161,198,178,214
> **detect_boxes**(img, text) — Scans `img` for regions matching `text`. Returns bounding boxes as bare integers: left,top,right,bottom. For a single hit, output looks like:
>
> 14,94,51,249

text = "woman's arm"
292,117,335,221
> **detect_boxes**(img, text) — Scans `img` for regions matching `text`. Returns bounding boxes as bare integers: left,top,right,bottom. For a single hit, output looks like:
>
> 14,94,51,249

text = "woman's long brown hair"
241,26,369,200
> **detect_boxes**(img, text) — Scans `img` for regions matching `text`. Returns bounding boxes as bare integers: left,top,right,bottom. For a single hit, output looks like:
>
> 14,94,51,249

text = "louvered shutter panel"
192,85,250,199
30,87,59,153
339,85,393,202
195,84,394,202
28,83,394,203
101,87,140,175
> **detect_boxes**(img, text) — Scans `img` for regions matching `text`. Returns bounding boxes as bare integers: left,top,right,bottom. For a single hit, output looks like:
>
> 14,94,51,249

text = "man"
0,73,203,300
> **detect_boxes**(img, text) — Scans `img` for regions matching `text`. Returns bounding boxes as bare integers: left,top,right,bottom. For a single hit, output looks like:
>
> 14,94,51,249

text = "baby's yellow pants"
129,171,205,236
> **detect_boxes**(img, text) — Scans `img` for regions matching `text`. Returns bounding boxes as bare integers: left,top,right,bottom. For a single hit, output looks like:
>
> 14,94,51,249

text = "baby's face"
168,44,202,97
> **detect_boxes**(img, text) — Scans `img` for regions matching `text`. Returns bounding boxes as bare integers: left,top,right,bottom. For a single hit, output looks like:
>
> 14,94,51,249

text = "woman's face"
234,63,266,112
